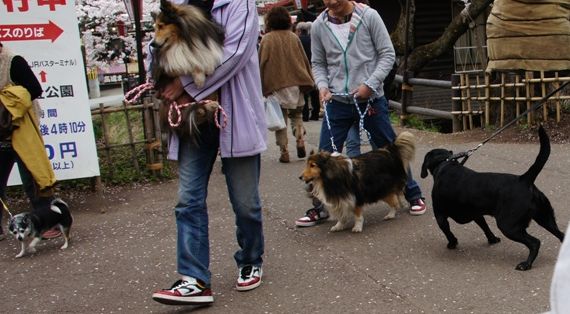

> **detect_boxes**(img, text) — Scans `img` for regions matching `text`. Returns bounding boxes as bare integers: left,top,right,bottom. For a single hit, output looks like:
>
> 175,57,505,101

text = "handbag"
264,95,286,131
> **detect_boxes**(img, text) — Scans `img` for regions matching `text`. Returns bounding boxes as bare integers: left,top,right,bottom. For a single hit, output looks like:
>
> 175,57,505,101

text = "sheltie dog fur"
299,132,416,233
150,0,225,89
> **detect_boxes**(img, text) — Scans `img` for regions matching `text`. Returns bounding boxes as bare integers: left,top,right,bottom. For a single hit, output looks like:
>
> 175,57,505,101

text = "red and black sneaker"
295,207,330,227
236,265,262,291
152,278,214,305
409,198,427,216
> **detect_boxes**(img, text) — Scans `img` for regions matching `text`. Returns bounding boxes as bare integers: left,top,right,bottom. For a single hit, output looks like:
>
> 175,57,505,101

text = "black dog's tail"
520,125,550,184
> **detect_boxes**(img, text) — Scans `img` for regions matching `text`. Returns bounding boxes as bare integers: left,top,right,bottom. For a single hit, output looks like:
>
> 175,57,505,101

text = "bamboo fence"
451,71,570,130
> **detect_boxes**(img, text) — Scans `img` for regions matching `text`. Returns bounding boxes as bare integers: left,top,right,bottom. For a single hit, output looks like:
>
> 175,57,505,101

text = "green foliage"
390,111,441,132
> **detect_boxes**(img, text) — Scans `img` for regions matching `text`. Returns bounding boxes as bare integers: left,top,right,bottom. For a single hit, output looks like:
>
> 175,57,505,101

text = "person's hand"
157,77,185,102
351,84,373,100
319,87,331,104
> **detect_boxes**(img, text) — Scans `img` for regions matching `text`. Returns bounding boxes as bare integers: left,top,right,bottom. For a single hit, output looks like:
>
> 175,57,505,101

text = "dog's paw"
383,213,396,220
515,261,532,271
351,225,363,233
488,237,501,245
60,243,68,250
447,240,458,249
330,222,347,232
15,252,25,258
27,247,36,254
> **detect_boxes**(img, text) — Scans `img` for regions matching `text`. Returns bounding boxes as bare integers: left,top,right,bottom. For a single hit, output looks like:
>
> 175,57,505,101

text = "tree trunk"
404,0,494,74
390,0,415,55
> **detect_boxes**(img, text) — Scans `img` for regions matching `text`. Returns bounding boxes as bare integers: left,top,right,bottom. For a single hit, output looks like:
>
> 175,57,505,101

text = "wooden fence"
451,71,570,130
90,95,165,184
392,72,569,132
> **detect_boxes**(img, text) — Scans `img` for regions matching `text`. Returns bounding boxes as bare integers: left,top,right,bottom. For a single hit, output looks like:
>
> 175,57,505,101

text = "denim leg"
363,97,422,202
345,123,361,158
175,137,218,286
222,155,264,268
318,100,356,153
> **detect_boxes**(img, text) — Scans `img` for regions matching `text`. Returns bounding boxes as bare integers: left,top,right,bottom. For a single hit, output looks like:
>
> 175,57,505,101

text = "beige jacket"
258,30,315,97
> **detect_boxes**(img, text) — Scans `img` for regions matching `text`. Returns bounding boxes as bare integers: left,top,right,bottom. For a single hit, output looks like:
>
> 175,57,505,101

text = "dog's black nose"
298,176,303,181
150,41,159,48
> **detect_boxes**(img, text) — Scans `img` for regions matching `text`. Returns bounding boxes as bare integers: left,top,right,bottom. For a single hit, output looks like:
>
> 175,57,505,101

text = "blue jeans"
319,97,422,201
175,135,264,286
346,123,365,158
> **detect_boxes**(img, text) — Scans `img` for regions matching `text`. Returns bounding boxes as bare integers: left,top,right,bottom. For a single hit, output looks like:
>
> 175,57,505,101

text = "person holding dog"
151,0,267,306
259,7,315,163
295,0,426,227
0,42,63,240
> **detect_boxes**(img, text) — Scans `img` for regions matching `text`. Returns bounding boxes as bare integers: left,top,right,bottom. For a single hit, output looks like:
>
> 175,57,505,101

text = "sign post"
0,0,100,184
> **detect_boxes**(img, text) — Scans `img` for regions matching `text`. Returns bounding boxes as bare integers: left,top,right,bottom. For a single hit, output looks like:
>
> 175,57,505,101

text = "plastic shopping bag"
264,96,286,131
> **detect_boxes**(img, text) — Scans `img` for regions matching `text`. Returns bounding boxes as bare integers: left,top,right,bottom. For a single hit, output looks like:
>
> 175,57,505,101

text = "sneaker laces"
170,279,187,290
305,208,318,218
240,265,253,280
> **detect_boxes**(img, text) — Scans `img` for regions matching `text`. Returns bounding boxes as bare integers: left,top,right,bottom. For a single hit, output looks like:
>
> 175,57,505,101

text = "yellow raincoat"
0,85,56,190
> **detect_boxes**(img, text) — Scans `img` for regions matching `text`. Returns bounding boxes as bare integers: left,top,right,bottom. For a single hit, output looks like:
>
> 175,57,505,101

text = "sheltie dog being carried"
300,132,416,233
150,0,225,89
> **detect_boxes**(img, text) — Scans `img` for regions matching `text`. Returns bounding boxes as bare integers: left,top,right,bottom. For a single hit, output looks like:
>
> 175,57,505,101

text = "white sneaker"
236,265,262,291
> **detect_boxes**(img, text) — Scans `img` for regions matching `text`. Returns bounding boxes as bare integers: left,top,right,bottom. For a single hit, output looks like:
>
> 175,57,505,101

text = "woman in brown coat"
259,7,315,163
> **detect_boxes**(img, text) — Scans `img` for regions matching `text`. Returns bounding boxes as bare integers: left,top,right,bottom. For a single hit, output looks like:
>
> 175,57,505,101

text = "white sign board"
0,0,100,184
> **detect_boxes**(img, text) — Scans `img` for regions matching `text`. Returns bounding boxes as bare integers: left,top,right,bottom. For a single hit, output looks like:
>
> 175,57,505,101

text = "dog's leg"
352,206,364,233
27,237,41,254
435,214,458,249
15,241,26,258
383,194,400,220
192,71,206,88
473,217,501,245
499,225,541,271
330,220,348,232
60,226,70,250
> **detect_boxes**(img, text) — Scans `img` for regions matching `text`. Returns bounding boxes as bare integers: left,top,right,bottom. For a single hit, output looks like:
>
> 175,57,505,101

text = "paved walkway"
1,121,568,313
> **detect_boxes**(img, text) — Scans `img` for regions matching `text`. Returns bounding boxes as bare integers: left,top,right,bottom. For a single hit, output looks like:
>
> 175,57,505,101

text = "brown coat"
258,30,315,97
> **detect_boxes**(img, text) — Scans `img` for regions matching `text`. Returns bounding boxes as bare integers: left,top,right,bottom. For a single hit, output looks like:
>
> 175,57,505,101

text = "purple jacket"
169,0,267,159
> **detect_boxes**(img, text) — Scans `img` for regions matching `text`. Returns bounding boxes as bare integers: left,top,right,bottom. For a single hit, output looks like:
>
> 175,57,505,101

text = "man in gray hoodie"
295,0,426,227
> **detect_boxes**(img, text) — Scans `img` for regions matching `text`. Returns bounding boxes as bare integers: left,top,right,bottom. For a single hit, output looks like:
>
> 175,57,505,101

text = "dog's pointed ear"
309,149,315,156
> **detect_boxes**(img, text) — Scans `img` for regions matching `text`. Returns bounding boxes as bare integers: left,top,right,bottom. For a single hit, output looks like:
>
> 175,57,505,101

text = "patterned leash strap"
0,196,13,220
124,79,155,104
168,100,228,129
323,92,373,154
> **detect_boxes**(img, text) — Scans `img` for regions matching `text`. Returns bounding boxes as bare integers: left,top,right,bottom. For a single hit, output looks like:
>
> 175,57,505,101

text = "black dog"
420,126,564,270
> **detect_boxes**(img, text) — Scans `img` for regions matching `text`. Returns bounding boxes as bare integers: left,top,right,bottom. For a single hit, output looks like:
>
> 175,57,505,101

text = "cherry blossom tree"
75,0,159,71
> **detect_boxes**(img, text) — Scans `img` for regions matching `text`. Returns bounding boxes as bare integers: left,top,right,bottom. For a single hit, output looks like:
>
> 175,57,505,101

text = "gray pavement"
1,120,568,313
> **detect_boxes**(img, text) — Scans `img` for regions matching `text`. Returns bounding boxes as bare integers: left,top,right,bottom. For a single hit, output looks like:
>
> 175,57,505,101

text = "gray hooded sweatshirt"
311,2,395,104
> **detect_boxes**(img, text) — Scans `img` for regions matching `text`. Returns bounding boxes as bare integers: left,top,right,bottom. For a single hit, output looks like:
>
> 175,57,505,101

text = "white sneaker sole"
236,278,262,291
409,209,426,216
152,293,214,305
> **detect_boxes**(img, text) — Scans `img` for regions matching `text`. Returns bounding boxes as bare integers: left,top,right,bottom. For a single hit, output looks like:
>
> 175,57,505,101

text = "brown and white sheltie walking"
299,132,416,233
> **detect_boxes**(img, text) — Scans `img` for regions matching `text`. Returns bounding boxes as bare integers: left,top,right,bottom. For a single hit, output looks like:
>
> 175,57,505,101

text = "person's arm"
10,56,42,100
310,21,331,102
180,0,259,101
363,9,395,91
